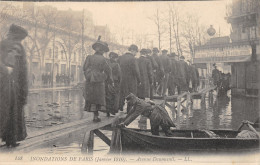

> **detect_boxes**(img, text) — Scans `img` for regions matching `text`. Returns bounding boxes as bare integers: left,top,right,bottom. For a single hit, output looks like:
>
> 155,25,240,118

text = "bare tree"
149,8,166,50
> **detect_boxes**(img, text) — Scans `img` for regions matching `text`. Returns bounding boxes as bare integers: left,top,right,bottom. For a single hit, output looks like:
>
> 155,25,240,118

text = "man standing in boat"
83,36,113,122
119,93,175,136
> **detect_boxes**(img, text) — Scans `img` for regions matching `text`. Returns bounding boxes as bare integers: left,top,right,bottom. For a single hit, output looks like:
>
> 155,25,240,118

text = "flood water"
24,89,259,155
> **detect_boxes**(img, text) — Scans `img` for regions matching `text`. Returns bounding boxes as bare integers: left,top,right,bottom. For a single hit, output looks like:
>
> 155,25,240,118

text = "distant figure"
0,24,28,147
212,63,221,87
105,52,122,116
119,93,175,136
190,64,200,92
118,44,141,113
83,36,113,122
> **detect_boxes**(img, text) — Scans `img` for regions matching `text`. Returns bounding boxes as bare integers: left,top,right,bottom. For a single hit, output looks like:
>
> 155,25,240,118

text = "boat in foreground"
120,121,260,153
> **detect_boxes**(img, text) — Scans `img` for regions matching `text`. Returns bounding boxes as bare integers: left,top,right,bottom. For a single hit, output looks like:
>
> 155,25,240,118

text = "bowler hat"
162,49,168,53
128,44,138,52
8,24,28,40
109,52,118,58
140,48,147,55
180,55,185,59
92,36,109,52
152,48,159,53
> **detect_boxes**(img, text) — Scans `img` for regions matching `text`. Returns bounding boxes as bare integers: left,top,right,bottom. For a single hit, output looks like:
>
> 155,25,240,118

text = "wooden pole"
82,131,94,154
177,97,181,129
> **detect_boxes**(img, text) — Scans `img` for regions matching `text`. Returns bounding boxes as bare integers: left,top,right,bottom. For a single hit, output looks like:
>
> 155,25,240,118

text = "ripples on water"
25,89,259,155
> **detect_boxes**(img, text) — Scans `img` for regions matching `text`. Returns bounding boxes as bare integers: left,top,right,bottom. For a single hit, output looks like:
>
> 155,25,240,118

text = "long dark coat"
146,56,158,99
152,54,164,84
158,55,171,95
190,65,200,88
105,59,122,114
83,52,113,112
118,52,140,110
137,56,153,99
168,58,177,95
175,60,190,91
0,38,28,144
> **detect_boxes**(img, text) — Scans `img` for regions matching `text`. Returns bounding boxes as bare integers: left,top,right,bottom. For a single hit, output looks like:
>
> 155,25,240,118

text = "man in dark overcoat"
83,36,113,122
151,48,164,94
119,93,175,136
0,24,28,147
190,64,200,92
168,53,178,95
212,63,221,87
175,56,190,94
105,52,122,116
157,49,171,96
146,49,158,100
118,44,141,113
137,49,153,99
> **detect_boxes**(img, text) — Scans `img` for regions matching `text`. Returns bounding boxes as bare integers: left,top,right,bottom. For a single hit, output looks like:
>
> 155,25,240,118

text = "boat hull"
121,128,260,153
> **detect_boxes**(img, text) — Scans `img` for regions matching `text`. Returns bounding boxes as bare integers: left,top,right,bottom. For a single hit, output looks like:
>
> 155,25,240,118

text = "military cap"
180,55,185,59
140,48,147,55
152,47,159,53
92,36,109,52
162,49,168,53
128,44,138,52
8,24,28,40
109,52,119,58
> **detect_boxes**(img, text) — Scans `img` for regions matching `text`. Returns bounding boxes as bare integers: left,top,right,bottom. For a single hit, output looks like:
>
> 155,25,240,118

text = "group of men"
82,36,201,135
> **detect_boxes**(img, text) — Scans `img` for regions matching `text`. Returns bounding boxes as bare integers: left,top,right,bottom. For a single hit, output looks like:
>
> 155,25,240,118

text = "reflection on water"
24,89,88,133
26,89,259,154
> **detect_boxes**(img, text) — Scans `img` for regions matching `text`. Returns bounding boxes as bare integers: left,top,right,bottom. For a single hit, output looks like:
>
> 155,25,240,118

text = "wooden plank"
15,113,126,152
93,129,111,146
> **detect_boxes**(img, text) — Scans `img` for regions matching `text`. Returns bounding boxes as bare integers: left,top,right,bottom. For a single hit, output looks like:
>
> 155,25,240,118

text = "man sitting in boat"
119,93,175,136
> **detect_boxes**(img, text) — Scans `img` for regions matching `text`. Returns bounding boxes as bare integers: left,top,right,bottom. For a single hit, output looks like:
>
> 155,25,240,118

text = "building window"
249,26,256,39
74,52,76,62
49,49,52,58
61,50,64,59
55,47,59,58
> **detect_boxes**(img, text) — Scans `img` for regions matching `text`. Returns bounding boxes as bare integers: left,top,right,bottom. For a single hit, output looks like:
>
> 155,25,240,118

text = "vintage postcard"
0,0,259,165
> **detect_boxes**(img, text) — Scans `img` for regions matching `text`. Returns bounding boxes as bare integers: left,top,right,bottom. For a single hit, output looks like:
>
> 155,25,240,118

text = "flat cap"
8,24,28,40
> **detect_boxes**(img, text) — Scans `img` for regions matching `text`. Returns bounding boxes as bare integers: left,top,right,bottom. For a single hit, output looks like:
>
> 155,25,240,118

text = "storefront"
194,41,258,97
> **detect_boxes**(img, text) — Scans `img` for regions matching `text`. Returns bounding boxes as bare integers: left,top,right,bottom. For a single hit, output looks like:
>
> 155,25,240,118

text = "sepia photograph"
0,0,259,164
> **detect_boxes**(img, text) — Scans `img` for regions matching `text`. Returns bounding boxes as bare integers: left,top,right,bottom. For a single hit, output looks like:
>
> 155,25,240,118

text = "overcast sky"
36,1,231,37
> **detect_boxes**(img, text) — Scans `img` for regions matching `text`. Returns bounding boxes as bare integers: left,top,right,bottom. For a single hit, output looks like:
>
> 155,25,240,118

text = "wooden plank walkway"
1,112,126,153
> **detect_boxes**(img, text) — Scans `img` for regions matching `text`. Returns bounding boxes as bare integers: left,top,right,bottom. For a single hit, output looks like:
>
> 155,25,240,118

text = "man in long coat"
190,64,200,92
0,24,28,147
119,93,175,136
212,63,221,87
157,49,171,96
118,44,141,113
105,52,122,116
146,49,158,100
137,49,153,99
83,36,113,122
175,56,190,94
151,48,164,94
168,53,178,96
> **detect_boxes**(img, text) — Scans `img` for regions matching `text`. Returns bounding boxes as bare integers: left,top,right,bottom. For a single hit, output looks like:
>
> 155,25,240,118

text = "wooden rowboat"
120,120,260,153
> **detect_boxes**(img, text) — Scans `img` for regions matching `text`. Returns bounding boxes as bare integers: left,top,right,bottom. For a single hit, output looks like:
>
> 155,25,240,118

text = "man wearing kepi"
118,44,141,113
0,24,28,147
83,36,113,122
119,93,175,136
